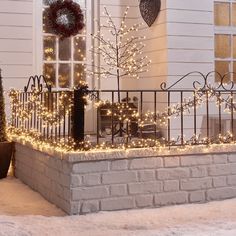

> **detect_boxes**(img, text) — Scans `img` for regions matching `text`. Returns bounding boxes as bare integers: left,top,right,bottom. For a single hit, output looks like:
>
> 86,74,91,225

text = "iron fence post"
72,88,85,149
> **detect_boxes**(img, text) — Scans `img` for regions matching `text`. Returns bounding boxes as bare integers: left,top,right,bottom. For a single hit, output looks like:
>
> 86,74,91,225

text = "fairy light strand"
7,83,236,153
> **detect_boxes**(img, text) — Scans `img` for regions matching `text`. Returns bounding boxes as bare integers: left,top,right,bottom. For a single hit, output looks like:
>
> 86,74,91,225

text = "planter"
0,142,13,179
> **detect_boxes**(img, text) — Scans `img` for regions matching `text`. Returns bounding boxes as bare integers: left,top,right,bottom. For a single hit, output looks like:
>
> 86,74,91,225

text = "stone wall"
14,142,236,215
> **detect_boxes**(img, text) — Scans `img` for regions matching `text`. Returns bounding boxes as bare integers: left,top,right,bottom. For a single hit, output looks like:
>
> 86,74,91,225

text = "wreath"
45,0,84,38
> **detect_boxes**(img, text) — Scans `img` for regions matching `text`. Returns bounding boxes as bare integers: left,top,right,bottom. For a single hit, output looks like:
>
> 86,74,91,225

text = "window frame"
33,0,99,133
214,0,236,81
34,0,93,90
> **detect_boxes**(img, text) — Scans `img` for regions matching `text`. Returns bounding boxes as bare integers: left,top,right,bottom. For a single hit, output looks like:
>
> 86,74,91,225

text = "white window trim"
34,0,94,90
214,0,236,79
33,0,98,133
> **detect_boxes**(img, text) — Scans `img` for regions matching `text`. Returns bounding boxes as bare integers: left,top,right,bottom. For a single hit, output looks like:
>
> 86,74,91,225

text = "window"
42,0,87,89
214,2,230,26
214,1,236,82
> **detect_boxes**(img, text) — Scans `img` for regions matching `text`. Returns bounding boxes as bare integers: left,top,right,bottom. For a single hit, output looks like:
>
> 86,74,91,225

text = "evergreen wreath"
45,0,84,38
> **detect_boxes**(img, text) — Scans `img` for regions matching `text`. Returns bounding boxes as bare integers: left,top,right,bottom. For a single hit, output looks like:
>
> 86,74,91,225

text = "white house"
4,0,236,215
0,0,218,90
0,0,234,137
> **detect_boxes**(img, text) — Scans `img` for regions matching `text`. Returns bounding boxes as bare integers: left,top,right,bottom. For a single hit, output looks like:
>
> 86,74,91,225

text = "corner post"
72,88,85,149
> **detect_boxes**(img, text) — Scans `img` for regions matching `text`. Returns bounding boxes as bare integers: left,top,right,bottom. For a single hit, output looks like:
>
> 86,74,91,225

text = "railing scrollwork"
24,75,52,92
160,71,236,91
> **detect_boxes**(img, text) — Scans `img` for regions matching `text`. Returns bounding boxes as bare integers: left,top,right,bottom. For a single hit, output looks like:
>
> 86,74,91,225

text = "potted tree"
0,69,12,179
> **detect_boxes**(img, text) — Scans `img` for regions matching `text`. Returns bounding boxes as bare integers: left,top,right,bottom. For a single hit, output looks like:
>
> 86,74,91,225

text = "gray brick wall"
14,143,236,215
14,143,72,214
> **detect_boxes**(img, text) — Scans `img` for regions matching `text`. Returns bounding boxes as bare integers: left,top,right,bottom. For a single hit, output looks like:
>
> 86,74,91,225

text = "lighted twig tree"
91,7,151,102
0,69,7,142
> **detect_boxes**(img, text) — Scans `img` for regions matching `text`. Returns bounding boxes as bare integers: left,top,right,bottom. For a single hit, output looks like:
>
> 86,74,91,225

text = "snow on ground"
1,177,236,236
0,177,65,216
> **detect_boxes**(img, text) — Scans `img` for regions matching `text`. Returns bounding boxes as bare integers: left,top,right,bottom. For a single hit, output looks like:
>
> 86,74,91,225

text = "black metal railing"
8,72,236,150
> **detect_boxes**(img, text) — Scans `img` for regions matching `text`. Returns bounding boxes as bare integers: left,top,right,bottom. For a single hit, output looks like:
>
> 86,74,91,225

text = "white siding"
128,1,168,117
165,0,215,140
0,0,33,92
122,0,168,90
166,0,214,88
97,0,168,91
97,0,140,91
116,0,216,140
0,0,218,138
117,0,215,90
0,0,33,116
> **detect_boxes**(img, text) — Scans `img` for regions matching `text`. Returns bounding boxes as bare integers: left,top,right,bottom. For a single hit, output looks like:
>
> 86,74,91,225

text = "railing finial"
24,75,52,92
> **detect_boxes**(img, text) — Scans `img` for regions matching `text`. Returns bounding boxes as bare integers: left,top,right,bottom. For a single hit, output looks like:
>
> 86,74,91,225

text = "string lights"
9,88,73,127
139,88,236,128
6,5,236,153
89,7,151,102
7,127,75,153
8,82,236,153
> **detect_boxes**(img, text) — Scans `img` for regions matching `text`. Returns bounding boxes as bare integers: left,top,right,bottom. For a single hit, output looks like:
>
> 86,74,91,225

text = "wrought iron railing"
8,72,236,151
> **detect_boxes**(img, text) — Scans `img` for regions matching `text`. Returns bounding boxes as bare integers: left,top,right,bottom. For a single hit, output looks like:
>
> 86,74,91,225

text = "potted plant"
0,68,12,179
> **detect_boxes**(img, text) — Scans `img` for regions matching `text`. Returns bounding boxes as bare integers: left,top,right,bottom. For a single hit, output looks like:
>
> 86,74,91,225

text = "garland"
8,84,236,151
9,89,73,127
8,127,74,152
45,0,84,38
140,88,236,127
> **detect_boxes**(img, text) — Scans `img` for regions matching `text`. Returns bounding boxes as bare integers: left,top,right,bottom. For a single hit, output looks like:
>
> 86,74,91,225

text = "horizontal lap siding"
167,0,213,11
0,0,33,117
164,0,215,139
119,0,214,90
138,0,167,90
0,0,33,89
121,0,168,91
0,0,32,14
166,0,214,86
0,39,32,52
99,1,125,90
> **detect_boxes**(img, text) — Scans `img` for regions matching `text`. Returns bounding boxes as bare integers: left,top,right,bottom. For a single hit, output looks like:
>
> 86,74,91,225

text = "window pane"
233,62,236,82
59,38,71,61
214,2,230,26
59,64,70,88
43,64,56,87
74,64,86,86
42,0,87,89
233,4,236,26
43,10,53,33
215,61,230,82
233,36,236,59
43,36,56,61
74,36,86,61
215,34,231,58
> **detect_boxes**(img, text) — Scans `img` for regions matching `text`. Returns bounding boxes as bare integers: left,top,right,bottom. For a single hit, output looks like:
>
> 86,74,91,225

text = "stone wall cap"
13,138,236,163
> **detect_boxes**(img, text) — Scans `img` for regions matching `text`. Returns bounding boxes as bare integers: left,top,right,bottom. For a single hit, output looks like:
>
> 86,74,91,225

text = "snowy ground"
0,177,65,217
1,177,236,236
